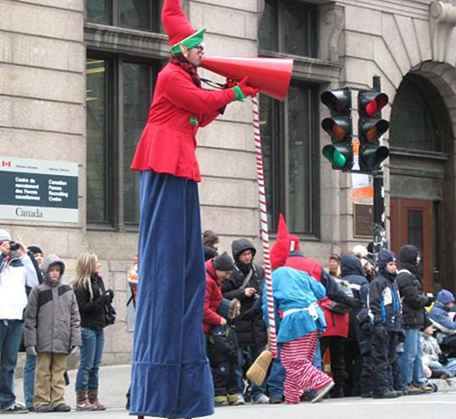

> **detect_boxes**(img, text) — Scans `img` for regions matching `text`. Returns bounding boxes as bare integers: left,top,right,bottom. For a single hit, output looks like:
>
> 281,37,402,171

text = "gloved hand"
232,77,259,101
26,346,37,357
70,346,79,355
238,77,259,98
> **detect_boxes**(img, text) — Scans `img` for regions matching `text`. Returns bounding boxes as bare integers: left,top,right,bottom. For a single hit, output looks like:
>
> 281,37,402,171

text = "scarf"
170,54,201,87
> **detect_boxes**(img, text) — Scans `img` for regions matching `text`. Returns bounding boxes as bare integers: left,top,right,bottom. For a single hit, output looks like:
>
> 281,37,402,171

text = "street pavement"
13,365,456,419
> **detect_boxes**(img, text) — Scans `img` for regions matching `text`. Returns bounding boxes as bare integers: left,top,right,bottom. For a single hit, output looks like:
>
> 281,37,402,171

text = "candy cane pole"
251,95,277,357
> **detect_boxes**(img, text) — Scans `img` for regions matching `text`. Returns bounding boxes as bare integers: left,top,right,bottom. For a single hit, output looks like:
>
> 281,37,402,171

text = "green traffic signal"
323,144,350,170
320,88,353,171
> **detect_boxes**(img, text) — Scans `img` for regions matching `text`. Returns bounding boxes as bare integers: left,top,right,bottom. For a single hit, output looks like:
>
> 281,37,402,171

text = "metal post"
372,76,387,258
373,170,387,257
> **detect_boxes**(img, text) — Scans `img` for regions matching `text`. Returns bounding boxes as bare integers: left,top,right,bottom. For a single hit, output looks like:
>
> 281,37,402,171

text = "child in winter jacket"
367,250,403,399
271,266,334,404
24,255,81,413
421,318,456,379
203,252,244,407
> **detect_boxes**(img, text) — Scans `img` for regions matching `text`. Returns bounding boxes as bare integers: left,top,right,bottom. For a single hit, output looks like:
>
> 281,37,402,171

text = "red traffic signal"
358,91,388,117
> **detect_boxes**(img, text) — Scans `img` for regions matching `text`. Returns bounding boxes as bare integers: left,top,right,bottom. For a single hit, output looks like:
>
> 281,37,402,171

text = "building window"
86,56,159,227
259,0,320,235
86,0,162,31
390,73,449,153
261,82,320,235
259,0,318,58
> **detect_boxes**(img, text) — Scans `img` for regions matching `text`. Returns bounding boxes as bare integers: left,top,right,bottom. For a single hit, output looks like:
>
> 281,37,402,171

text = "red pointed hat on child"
270,214,291,270
162,0,206,55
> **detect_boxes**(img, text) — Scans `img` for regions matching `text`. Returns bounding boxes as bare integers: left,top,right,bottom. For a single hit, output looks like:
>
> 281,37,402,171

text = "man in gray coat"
24,255,81,413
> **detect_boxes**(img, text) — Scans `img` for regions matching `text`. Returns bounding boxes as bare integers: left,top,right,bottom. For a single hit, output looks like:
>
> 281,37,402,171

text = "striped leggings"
281,332,333,404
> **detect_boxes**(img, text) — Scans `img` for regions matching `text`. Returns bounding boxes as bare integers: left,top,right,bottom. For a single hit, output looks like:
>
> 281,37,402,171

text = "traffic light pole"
372,170,387,257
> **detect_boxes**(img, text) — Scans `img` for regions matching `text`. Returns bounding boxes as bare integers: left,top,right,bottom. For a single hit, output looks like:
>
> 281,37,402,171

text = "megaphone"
201,56,294,102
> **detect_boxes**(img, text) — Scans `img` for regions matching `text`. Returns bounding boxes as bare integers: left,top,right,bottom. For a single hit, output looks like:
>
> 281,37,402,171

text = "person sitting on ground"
204,252,244,407
421,317,456,379
430,289,456,333
24,255,81,413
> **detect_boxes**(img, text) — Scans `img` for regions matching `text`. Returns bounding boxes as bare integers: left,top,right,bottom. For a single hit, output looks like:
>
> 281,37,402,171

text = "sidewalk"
15,365,131,410
16,365,456,419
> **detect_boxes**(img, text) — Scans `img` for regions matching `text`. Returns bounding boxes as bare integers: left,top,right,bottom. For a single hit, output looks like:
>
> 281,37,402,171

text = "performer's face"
185,45,204,66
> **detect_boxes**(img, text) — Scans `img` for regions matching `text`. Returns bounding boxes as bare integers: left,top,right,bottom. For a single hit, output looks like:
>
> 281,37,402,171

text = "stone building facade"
1,0,456,364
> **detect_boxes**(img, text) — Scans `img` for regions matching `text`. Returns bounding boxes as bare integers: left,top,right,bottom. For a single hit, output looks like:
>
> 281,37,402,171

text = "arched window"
390,73,450,153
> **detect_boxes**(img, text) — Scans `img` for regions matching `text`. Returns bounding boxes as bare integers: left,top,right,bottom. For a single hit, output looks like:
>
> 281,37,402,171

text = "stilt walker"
129,1,258,418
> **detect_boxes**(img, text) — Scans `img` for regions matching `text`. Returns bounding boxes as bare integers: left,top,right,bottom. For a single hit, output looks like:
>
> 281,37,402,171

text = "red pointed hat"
270,214,291,270
162,0,205,54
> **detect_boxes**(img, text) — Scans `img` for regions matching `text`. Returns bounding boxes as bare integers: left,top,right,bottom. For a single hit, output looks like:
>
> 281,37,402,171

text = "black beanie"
213,252,234,272
399,245,418,265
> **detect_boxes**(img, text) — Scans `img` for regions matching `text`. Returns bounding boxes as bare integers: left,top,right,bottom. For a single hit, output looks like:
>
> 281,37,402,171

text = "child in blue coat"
271,267,334,404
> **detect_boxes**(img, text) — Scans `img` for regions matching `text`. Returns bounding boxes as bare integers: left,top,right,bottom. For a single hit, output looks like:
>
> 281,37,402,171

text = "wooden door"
390,198,433,291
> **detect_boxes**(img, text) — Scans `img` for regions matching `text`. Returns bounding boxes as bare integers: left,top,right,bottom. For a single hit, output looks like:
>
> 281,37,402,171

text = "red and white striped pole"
251,95,277,357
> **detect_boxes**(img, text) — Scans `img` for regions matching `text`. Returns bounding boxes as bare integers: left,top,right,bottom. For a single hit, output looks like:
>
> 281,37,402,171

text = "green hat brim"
170,28,206,55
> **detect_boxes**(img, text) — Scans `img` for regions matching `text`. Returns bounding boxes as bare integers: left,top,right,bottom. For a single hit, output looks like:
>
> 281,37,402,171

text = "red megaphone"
201,56,294,102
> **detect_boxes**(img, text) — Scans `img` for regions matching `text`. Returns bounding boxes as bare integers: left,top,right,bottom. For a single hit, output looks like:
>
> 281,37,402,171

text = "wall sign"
0,157,79,223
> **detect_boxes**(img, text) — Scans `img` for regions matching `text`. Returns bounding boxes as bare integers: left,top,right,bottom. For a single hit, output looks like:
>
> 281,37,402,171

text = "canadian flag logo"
1,161,12,167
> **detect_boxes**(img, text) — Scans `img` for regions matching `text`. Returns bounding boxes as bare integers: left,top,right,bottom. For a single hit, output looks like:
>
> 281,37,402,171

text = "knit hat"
27,245,43,255
399,244,418,265
270,214,291,270
213,252,234,272
437,289,455,305
0,229,11,242
162,0,206,55
377,249,396,271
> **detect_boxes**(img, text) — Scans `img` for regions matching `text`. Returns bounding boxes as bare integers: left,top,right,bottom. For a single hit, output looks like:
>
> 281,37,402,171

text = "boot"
76,390,94,411
88,389,106,411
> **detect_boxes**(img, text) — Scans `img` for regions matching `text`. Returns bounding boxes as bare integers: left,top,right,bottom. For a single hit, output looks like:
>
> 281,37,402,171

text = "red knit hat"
162,0,205,54
270,214,291,270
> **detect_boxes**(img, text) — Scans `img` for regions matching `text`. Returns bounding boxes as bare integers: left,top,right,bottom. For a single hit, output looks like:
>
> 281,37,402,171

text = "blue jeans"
0,320,24,409
399,328,425,386
23,353,37,408
267,340,321,398
75,328,104,391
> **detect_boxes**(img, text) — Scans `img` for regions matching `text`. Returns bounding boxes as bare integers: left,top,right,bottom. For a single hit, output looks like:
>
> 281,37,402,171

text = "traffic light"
321,88,353,171
358,90,390,172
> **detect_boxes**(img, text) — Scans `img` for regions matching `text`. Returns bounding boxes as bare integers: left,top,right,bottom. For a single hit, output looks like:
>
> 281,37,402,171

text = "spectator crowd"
0,229,114,414
1,223,456,413
201,222,456,406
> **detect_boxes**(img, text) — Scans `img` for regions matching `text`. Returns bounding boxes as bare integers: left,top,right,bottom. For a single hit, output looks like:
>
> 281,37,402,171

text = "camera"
9,241,20,252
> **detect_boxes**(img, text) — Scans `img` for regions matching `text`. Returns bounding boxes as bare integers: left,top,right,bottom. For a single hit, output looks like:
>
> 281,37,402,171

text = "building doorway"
389,70,454,291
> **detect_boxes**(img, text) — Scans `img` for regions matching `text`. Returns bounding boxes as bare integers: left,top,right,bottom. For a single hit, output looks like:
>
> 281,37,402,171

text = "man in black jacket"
397,244,433,394
222,239,269,404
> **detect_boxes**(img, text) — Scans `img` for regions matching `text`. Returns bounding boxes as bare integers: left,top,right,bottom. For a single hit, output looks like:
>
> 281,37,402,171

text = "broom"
246,349,273,386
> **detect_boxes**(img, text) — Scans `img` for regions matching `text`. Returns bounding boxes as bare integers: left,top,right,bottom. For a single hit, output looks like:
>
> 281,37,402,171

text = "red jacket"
131,63,237,182
285,254,349,338
203,260,223,334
